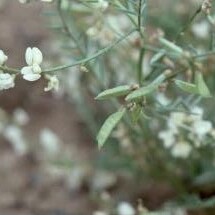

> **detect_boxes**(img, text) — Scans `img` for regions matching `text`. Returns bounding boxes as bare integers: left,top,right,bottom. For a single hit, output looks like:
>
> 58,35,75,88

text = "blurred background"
0,1,215,215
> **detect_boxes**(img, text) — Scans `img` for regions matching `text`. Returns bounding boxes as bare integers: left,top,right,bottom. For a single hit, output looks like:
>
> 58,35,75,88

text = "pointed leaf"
125,84,156,101
95,85,131,100
195,72,211,97
125,74,166,101
175,79,198,94
150,50,165,65
97,109,126,149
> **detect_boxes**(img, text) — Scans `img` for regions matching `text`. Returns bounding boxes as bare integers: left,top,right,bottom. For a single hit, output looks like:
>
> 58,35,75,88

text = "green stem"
0,65,19,74
0,29,136,74
44,29,136,73
138,0,142,32
138,48,144,85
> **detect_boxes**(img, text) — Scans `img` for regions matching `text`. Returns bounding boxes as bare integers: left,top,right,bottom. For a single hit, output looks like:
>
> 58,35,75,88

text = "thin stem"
138,0,142,32
0,65,20,74
0,29,136,74
57,0,85,55
138,48,144,85
44,29,137,73
175,5,202,41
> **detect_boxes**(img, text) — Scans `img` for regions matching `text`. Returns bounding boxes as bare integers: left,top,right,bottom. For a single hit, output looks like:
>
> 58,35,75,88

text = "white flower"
39,128,60,156
13,108,29,126
0,50,8,65
93,211,108,215
25,47,43,66
96,0,109,11
21,47,43,81
44,75,59,91
21,64,42,81
170,112,186,126
0,73,15,90
192,120,212,140
158,130,175,148
156,93,171,106
190,106,204,122
117,202,135,215
192,20,210,39
3,125,27,155
171,141,192,158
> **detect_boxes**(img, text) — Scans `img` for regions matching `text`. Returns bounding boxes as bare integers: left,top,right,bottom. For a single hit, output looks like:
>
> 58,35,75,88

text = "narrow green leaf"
125,84,157,101
95,85,131,100
150,50,165,65
97,109,126,149
159,37,183,56
195,72,211,97
125,74,165,101
175,79,198,94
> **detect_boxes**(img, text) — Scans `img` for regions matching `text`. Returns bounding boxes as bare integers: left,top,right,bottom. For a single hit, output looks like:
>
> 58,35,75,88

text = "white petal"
171,142,192,158
0,73,15,90
23,73,41,81
117,202,135,215
21,66,33,75
25,47,33,66
32,47,43,65
44,75,59,91
0,50,8,66
32,64,42,73
193,120,212,139
158,130,175,148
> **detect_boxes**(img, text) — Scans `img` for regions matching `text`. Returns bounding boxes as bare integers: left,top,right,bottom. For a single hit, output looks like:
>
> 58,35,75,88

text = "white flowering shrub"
1,0,215,214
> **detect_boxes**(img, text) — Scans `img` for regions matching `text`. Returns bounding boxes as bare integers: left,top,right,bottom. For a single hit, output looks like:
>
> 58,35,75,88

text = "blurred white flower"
39,128,60,156
13,108,29,126
192,20,210,39
93,211,108,215
170,112,186,126
91,171,117,191
21,47,43,81
3,125,27,155
192,120,212,140
156,93,171,106
0,50,8,65
67,166,87,191
0,73,15,90
96,0,109,11
171,141,192,158
158,130,175,148
117,202,135,215
44,75,59,91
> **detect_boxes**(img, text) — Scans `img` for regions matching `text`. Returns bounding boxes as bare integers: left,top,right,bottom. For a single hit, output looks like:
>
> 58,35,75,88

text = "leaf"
97,109,126,149
195,72,211,97
175,79,198,94
125,84,157,101
150,50,165,65
125,74,166,101
159,37,183,56
95,85,131,100
130,104,142,124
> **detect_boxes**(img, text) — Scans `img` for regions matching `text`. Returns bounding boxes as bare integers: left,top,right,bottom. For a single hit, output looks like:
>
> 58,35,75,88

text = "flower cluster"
158,106,214,158
0,47,59,92
0,50,15,90
21,47,43,81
